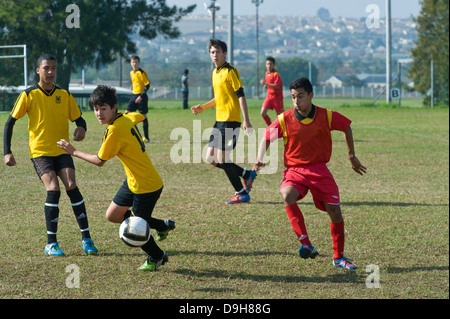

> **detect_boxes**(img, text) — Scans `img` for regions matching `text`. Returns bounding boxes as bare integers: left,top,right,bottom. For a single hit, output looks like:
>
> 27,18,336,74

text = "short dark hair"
266,56,275,64
130,55,140,62
208,39,227,53
37,54,56,67
289,77,313,94
90,85,117,108
184,69,189,75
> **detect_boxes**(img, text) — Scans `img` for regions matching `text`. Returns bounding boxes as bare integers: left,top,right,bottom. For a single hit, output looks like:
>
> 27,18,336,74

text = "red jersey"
264,70,283,101
265,106,351,167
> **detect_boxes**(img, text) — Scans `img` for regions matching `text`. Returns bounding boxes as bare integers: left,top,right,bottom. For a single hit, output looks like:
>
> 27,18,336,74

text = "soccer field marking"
354,123,449,142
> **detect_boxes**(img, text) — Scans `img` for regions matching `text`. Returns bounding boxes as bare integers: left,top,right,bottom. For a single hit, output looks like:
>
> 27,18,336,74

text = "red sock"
262,115,272,126
330,220,345,259
285,204,311,245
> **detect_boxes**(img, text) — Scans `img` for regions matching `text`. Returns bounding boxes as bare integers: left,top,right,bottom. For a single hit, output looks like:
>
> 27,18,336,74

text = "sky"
166,0,422,19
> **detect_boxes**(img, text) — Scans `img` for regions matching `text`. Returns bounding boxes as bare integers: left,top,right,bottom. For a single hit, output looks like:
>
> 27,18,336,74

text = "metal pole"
430,60,434,108
228,0,234,65
24,44,28,88
398,62,402,106
386,0,392,104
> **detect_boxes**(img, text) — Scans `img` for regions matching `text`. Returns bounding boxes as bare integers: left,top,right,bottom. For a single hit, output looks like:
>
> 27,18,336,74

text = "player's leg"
261,99,272,126
139,94,150,142
32,157,64,255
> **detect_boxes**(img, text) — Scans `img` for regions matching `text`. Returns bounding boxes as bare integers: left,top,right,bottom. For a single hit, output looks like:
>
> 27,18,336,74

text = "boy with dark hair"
3,54,98,256
253,77,367,270
260,56,284,126
191,39,257,204
126,55,151,143
57,85,174,271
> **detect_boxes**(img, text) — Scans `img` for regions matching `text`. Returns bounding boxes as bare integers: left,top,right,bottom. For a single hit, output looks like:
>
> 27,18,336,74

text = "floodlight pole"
386,0,392,104
228,0,234,65
252,0,263,99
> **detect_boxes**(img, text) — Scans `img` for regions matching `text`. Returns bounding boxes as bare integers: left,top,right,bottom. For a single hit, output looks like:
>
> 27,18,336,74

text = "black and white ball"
119,216,151,247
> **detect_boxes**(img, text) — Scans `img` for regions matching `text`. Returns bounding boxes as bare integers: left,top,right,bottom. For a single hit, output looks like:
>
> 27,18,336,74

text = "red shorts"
280,163,340,211
262,96,284,114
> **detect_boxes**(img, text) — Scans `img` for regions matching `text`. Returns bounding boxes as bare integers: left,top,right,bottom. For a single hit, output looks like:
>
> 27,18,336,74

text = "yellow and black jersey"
10,84,82,159
212,62,244,123
97,112,163,194
130,68,150,95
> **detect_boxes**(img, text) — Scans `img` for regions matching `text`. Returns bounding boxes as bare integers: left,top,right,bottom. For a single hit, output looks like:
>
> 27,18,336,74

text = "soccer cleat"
139,251,168,271
225,192,250,204
244,169,257,193
82,238,98,255
298,243,319,259
333,256,357,270
156,220,176,242
142,137,150,143
44,242,65,256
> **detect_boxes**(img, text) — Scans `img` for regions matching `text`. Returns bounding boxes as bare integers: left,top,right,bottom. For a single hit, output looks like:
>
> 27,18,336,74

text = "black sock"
218,162,247,193
143,118,149,140
66,187,90,240
45,191,60,244
141,236,164,260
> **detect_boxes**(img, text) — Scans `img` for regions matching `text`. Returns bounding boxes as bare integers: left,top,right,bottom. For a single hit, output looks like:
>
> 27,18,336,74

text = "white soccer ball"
119,216,151,247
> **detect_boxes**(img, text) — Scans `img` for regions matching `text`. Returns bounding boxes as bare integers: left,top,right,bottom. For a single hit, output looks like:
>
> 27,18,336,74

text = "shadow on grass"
172,267,363,284
255,200,448,207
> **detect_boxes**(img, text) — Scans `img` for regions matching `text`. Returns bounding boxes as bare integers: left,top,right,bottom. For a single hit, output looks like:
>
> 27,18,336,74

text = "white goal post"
0,44,28,87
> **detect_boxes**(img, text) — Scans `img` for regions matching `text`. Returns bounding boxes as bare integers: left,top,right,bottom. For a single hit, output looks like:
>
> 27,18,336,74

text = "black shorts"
208,121,241,151
113,180,162,220
127,93,148,114
31,154,75,178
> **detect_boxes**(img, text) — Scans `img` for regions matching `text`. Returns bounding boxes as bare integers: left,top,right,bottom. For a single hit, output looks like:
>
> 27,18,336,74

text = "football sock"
66,187,91,240
330,220,345,259
142,118,149,140
262,115,272,126
45,190,61,244
216,163,247,193
285,204,311,245
141,236,164,260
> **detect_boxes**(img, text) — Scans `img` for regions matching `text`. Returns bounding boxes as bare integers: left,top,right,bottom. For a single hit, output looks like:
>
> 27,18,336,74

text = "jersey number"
131,127,145,152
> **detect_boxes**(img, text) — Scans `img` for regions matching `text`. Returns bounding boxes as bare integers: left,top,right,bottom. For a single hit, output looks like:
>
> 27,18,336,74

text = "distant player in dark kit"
253,77,367,270
260,56,284,126
3,54,98,256
181,69,189,109
127,55,151,143
57,85,175,271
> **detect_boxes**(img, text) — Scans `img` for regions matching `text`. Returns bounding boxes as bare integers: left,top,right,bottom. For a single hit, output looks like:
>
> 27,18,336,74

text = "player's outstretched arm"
191,98,216,115
57,139,105,167
252,138,271,172
343,127,367,176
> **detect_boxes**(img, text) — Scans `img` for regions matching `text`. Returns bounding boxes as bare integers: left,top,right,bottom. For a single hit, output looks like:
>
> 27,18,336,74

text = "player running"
57,85,174,271
260,56,284,126
253,78,367,270
191,39,257,204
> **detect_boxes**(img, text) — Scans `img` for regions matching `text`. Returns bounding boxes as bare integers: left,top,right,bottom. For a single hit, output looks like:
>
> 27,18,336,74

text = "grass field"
0,98,448,302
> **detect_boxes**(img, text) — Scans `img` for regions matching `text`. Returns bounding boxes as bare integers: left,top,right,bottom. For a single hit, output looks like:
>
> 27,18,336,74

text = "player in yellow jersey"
57,85,174,271
3,54,98,256
191,39,257,204
126,55,151,143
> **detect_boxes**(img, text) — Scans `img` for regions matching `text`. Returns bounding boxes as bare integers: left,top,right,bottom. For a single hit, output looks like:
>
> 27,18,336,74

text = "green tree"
0,0,195,90
409,0,449,105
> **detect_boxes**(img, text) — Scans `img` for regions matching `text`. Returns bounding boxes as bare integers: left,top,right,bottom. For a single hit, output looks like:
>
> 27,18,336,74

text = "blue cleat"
44,242,65,256
298,243,319,259
333,256,357,270
244,169,257,193
82,238,98,255
225,192,250,204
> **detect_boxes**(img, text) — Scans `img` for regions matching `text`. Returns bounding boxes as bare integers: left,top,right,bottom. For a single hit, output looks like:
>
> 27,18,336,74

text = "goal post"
0,44,28,87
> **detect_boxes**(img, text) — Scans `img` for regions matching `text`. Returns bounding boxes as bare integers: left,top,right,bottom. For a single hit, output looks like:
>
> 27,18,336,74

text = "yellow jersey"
212,62,244,123
130,68,150,95
97,112,163,194
10,84,82,159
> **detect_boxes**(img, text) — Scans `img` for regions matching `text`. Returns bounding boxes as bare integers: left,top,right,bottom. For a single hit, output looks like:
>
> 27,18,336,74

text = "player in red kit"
260,57,284,126
253,78,366,270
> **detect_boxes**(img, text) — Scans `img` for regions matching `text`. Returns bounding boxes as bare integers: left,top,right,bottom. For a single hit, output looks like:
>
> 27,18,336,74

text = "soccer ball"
119,216,151,247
